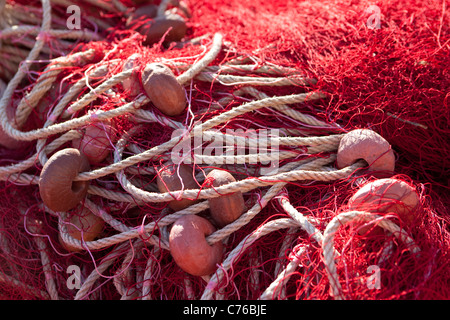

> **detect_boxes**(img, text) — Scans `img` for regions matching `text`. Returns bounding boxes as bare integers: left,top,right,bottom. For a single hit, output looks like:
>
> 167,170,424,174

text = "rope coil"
0,0,436,301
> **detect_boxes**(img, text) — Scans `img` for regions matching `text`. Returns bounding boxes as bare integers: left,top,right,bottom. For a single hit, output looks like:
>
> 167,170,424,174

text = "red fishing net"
0,0,448,300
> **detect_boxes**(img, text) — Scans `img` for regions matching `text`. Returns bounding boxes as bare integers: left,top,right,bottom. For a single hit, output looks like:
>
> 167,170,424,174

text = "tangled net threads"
0,0,449,300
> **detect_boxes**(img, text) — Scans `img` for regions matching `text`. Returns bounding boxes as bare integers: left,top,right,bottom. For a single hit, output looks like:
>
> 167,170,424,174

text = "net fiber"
0,0,448,300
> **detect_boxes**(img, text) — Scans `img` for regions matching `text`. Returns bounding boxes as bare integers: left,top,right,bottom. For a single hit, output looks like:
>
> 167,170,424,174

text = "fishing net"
0,0,448,300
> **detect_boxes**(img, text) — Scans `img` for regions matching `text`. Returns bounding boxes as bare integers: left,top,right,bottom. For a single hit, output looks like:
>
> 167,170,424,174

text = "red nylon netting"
0,0,448,300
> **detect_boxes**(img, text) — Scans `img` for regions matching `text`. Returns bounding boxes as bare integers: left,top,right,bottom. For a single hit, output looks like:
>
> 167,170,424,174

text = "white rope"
0,7,405,300
322,210,420,300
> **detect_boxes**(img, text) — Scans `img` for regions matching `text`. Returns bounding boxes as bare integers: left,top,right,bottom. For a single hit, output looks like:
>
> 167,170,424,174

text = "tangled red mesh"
0,0,448,300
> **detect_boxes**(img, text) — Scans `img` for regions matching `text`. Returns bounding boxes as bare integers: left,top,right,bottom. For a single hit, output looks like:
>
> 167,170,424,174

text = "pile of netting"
0,0,449,300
